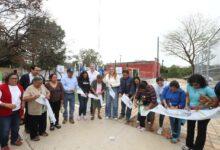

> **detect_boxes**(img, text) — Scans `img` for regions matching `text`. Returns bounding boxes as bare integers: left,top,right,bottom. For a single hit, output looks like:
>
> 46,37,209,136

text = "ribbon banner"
140,104,220,120
121,94,133,109
36,95,56,124
109,87,116,99
77,88,104,106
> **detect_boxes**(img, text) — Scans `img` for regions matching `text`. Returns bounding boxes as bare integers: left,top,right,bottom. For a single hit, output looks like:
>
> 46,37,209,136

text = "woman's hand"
144,106,150,111
169,106,178,110
46,95,50,100
195,105,203,111
5,103,16,109
134,100,138,108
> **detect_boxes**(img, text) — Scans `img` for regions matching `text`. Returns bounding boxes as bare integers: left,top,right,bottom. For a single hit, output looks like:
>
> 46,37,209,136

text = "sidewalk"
13,117,181,150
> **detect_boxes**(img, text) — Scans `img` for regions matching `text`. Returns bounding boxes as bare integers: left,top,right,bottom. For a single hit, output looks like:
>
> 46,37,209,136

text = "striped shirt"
135,85,157,106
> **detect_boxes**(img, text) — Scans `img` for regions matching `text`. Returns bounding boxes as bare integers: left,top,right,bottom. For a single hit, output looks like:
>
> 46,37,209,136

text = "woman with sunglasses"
0,73,24,150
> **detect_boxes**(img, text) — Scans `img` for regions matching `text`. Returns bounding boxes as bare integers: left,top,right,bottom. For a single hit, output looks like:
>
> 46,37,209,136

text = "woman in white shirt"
155,77,168,135
103,67,120,119
0,73,24,149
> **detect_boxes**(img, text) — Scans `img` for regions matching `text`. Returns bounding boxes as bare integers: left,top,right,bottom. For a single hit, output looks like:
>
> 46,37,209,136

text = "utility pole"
156,37,160,77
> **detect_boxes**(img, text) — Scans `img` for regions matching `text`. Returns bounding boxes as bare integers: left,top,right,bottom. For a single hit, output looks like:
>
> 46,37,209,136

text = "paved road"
13,118,181,150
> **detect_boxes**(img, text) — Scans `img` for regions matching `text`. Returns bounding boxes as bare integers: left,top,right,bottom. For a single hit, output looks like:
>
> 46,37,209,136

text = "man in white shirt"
87,63,100,84
87,63,99,114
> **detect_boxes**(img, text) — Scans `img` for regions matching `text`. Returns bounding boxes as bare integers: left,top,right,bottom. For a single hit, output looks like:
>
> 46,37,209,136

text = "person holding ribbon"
45,74,64,130
77,71,90,120
103,67,120,119
182,74,218,150
118,70,133,123
23,77,50,141
155,77,169,135
91,75,106,120
162,80,186,143
134,81,157,132
0,73,24,150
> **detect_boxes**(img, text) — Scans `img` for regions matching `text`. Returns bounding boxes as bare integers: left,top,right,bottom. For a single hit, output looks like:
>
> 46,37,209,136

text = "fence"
195,42,220,87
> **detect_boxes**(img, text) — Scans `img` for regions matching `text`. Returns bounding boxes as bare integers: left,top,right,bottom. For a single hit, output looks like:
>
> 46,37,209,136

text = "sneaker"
55,124,61,129
69,118,75,124
125,120,131,125
91,116,95,120
171,138,178,144
62,119,67,124
11,139,23,146
1,146,11,150
136,126,141,129
39,132,49,137
157,127,163,135
77,116,82,121
50,125,55,131
83,116,87,120
118,115,124,119
139,127,145,132
98,115,102,119
105,117,109,119
114,117,118,120
31,136,40,141
182,145,192,150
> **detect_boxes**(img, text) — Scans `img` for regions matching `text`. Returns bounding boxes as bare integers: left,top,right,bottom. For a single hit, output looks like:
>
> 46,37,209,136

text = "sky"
43,0,220,67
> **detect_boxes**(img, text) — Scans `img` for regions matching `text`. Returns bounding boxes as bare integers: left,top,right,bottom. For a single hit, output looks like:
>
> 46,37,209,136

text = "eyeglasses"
10,78,18,80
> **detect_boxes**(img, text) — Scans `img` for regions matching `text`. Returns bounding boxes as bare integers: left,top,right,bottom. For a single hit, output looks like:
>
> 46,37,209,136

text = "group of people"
0,63,219,150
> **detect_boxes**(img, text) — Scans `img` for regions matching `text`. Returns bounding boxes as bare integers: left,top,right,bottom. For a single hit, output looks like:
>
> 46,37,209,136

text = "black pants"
78,95,88,116
29,112,47,139
138,112,155,127
121,101,132,121
186,119,210,150
159,114,165,127
50,101,61,125
24,103,30,132
90,98,94,114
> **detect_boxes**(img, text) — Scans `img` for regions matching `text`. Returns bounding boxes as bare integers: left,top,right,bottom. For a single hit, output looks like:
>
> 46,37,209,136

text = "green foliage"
74,49,103,67
24,16,66,70
161,65,192,78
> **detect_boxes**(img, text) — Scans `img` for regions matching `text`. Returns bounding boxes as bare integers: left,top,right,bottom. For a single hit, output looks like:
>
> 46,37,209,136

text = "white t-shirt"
9,85,21,111
96,83,102,94
87,70,99,84
29,73,34,83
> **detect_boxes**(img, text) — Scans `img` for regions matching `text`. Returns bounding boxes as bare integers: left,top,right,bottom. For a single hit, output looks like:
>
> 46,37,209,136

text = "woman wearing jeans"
77,71,90,120
182,74,218,150
104,67,120,119
0,73,24,150
162,80,186,143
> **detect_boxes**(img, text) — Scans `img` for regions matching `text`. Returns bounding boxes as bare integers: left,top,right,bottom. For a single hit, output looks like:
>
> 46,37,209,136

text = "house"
106,60,160,79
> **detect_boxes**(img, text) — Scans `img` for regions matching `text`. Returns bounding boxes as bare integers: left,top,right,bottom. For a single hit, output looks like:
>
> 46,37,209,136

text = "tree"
0,0,43,66
74,49,103,67
163,14,220,73
23,16,66,71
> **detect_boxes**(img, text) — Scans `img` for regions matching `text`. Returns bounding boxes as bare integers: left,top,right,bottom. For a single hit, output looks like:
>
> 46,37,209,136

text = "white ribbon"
109,87,116,99
35,96,56,124
121,94,133,109
140,104,220,120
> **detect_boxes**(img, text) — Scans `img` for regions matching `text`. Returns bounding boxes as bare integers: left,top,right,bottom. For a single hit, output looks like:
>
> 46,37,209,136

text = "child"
91,75,106,120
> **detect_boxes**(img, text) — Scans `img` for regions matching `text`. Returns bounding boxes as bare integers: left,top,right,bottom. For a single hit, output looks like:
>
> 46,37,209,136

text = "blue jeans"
169,117,181,139
0,111,20,148
105,87,118,118
78,95,88,116
63,93,75,119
